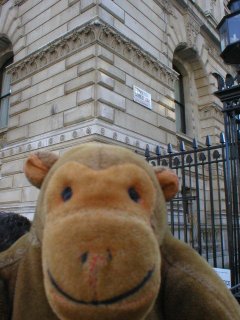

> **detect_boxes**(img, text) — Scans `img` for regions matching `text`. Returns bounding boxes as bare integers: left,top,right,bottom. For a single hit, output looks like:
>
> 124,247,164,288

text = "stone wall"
0,0,231,218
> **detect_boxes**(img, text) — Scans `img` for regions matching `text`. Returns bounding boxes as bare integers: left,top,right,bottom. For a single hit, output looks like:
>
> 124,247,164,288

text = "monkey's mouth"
48,268,154,306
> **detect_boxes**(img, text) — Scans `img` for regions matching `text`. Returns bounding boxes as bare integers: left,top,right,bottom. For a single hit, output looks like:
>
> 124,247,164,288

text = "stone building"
0,0,232,218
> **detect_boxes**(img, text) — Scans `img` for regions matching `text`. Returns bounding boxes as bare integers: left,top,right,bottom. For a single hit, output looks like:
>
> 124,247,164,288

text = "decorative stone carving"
8,20,177,89
0,133,7,148
199,103,224,123
210,0,217,14
185,13,201,49
159,0,174,15
0,121,165,161
206,44,222,62
14,0,27,5
86,127,91,135
125,136,130,144
72,131,78,138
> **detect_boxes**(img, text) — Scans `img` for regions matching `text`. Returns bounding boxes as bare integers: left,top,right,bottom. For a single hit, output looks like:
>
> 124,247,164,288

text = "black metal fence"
144,134,240,290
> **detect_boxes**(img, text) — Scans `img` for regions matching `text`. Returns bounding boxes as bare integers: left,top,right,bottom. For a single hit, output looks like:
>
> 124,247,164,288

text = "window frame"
0,56,13,130
173,65,186,134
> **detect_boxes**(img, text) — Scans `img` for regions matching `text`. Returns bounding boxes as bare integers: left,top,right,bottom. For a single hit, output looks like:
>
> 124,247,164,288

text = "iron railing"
144,134,240,288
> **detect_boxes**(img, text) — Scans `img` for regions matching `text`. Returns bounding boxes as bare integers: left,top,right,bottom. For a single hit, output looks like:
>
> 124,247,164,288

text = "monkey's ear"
24,152,59,188
154,167,179,201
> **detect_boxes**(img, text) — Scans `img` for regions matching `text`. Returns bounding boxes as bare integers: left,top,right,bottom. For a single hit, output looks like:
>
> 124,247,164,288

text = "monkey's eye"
128,187,140,203
61,187,73,202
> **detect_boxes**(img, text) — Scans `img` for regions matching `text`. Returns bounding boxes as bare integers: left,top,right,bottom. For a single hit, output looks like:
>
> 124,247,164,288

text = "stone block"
7,126,29,143
96,102,114,123
13,173,31,188
21,0,59,24
97,86,126,110
8,116,19,129
0,189,22,203
77,58,96,76
23,68,77,101
97,71,115,90
28,25,68,55
115,0,165,33
99,0,124,21
126,100,158,126
13,37,27,58
98,7,114,26
166,109,175,121
47,92,77,113
24,5,52,34
26,1,79,44
97,59,125,83
1,159,24,176
114,81,133,101
19,103,53,126
64,103,94,126
31,60,66,85
114,109,166,143
11,78,32,95
30,85,65,109
0,176,13,190
10,94,21,107
9,100,30,116
66,45,96,69
114,20,159,59
67,6,97,30
28,114,63,137
68,0,80,6
198,86,210,97
80,0,97,13
77,85,95,105
96,46,114,64
157,114,175,132
65,71,95,94
22,186,39,202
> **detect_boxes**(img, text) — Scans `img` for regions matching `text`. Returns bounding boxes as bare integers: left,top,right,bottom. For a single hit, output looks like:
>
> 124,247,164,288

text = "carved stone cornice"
14,0,27,5
0,0,9,5
8,20,177,89
206,43,221,61
0,120,165,160
185,12,201,49
199,103,224,122
152,0,174,15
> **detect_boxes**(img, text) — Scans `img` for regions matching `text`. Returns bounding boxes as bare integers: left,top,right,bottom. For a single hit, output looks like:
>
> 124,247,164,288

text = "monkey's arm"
160,233,240,320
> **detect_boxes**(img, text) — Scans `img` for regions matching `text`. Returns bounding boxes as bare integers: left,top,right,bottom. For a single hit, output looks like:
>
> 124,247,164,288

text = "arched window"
173,65,186,134
0,56,13,129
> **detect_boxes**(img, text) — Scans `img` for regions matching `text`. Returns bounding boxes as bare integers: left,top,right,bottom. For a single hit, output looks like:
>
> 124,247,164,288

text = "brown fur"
0,142,239,320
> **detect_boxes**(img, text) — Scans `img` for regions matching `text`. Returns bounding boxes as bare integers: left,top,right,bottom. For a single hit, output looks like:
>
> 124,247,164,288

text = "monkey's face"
42,162,161,320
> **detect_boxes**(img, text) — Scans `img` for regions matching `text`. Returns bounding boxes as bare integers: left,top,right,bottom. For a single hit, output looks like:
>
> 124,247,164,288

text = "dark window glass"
173,65,186,134
0,57,13,129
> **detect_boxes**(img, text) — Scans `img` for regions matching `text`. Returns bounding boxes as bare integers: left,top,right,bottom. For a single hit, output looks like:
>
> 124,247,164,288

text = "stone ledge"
0,120,168,160
7,19,178,89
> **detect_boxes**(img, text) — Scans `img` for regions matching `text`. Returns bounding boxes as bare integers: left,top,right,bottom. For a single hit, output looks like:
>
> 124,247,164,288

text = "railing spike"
206,135,211,146
167,143,173,154
193,138,198,149
156,145,161,156
145,144,150,158
179,141,186,152
220,132,225,144
238,130,240,141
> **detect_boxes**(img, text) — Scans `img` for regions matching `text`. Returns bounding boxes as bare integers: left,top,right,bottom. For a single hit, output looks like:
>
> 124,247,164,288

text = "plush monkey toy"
0,143,240,320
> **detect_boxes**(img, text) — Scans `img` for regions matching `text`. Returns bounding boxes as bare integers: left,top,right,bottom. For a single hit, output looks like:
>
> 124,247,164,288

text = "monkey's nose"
80,249,113,267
